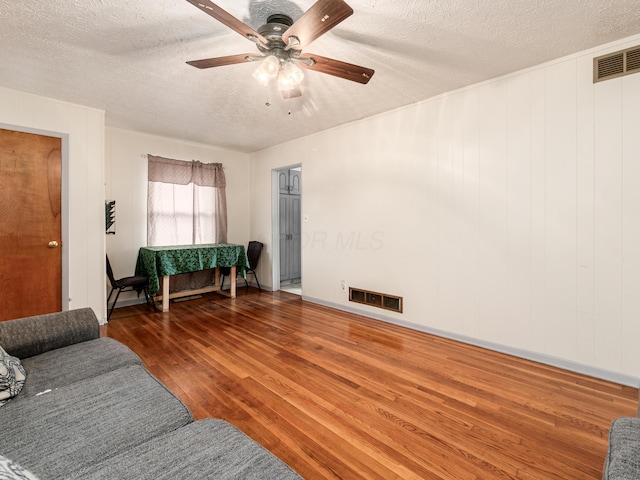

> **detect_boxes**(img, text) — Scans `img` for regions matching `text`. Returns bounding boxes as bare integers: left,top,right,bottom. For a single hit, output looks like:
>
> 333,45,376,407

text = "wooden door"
279,194,302,283
278,169,302,195
0,129,62,321
289,194,301,280
279,195,289,281
278,171,290,194
289,169,302,195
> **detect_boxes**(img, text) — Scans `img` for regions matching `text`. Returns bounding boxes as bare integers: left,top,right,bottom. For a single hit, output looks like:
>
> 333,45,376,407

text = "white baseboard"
111,291,638,388
301,295,640,388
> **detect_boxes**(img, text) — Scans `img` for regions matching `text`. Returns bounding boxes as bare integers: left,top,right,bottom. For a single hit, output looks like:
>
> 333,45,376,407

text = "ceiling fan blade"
185,0,267,44
187,53,258,69
282,0,353,50
298,53,374,84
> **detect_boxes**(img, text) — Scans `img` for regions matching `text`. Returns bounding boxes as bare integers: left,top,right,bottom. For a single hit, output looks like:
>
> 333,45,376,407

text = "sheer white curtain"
147,155,227,246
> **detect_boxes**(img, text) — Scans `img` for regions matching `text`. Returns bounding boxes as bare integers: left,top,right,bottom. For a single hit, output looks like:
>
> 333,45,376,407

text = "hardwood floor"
102,290,638,480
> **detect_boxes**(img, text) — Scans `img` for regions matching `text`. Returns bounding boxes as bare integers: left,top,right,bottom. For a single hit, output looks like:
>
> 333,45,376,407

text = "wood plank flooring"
102,290,638,480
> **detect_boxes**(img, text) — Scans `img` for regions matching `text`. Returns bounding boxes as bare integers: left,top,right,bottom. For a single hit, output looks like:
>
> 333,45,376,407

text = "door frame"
1,122,70,311
271,164,301,292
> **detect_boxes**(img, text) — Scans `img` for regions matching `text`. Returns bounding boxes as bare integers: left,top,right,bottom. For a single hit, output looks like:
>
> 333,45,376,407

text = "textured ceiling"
1,0,640,152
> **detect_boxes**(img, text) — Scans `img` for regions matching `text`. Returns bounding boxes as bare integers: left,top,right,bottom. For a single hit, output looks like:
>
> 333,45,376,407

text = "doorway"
273,166,302,295
0,127,66,320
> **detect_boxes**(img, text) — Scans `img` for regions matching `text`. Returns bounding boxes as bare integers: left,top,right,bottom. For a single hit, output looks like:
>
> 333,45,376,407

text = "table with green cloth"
135,243,249,311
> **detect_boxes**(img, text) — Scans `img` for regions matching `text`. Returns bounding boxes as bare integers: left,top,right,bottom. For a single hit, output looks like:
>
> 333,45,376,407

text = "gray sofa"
0,308,302,480
602,395,640,479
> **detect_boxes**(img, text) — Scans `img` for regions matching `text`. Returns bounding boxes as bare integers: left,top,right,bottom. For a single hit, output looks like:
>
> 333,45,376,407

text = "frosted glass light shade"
277,61,304,91
252,55,280,86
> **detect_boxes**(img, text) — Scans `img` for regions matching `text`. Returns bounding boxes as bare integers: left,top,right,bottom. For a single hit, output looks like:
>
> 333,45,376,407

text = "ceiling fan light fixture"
252,55,280,86
186,0,375,96
277,60,304,91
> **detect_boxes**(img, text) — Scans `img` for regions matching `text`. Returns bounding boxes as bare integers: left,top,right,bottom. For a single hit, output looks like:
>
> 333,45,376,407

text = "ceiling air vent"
594,46,640,83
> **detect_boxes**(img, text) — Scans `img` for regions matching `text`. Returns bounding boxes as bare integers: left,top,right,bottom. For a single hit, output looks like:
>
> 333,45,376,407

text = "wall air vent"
349,287,403,313
627,47,640,72
594,46,640,83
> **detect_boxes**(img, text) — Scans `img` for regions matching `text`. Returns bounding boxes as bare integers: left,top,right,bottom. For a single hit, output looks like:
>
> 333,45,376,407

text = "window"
147,155,227,246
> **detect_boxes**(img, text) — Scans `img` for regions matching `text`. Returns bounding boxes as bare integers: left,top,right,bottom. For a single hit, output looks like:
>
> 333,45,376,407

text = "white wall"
250,35,640,384
105,127,251,307
0,87,106,319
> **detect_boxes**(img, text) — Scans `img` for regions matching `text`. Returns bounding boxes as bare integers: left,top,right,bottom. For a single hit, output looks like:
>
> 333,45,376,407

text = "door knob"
48,241,59,248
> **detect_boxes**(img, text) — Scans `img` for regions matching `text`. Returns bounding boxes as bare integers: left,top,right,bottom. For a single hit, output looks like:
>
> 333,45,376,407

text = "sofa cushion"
0,346,26,406
0,364,193,480
0,308,99,359
66,418,302,480
603,417,640,480
0,454,39,480
18,337,142,398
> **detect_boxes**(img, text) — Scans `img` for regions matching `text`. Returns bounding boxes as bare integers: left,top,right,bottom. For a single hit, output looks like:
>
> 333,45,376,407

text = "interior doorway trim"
0,122,70,311
271,164,302,293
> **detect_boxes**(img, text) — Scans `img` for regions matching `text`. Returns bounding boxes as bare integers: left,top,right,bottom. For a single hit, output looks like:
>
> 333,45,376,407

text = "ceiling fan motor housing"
265,14,293,27
256,14,300,60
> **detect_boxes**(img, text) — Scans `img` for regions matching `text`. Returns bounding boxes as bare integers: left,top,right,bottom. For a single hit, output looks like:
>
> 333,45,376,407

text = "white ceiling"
1,0,640,152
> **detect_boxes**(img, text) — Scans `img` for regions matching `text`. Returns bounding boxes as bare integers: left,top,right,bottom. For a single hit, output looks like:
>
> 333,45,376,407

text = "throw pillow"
0,454,39,480
0,346,26,406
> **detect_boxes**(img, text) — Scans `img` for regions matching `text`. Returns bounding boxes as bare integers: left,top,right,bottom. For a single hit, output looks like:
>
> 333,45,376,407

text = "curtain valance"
147,155,225,187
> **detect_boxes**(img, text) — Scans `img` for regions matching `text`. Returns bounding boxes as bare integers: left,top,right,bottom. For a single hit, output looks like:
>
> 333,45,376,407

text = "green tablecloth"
135,243,249,296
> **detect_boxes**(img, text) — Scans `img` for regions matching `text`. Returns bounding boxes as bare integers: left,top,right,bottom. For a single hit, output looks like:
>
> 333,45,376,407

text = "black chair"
106,255,154,320
221,241,264,292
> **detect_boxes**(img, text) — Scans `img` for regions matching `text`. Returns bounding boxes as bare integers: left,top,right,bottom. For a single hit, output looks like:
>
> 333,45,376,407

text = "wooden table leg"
162,275,170,312
214,267,220,289
230,266,236,298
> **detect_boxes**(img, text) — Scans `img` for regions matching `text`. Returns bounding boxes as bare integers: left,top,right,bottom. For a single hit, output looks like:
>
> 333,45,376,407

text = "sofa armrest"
0,308,100,359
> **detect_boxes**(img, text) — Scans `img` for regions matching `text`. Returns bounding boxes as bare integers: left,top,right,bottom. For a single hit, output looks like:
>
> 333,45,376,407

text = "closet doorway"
274,166,301,295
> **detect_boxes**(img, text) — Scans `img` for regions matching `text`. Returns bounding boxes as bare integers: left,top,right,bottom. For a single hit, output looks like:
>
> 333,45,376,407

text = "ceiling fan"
185,0,375,98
